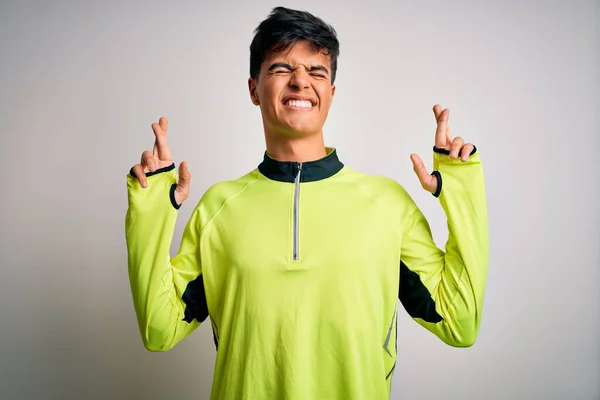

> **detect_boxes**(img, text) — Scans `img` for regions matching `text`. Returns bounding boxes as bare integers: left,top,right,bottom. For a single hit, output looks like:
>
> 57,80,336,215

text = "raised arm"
126,117,208,351
400,105,489,347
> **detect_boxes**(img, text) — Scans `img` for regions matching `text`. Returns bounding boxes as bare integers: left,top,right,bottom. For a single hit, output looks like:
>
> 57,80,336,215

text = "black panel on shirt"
182,278,219,350
398,261,443,323
182,275,209,324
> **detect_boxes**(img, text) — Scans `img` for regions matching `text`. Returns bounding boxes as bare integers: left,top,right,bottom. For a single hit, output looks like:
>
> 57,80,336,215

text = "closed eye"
268,62,330,79
268,63,293,74
307,65,329,79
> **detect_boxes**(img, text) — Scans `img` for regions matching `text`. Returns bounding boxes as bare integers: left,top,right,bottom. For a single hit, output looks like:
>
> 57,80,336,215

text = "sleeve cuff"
433,145,477,157
430,145,478,198
127,163,180,210
170,183,181,210
129,163,176,178
430,170,442,198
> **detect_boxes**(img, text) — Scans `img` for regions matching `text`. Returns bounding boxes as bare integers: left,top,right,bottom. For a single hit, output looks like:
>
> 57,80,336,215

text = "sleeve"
125,164,209,352
398,147,489,347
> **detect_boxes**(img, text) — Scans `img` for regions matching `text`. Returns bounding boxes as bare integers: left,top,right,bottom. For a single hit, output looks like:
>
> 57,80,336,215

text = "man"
125,6,488,400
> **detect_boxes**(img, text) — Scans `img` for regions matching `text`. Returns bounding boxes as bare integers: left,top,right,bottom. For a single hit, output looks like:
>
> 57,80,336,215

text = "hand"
410,105,475,194
131,117,191,205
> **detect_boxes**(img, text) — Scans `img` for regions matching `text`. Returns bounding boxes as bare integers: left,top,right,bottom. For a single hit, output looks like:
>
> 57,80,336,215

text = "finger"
153,117,169,158
434,106,449,149
433,104,442,119
433,105,453,146
175,161,191,205
449,136,464,159
461,143,475,162
140,150,157,172
410,153,434,191
151,118,172,161
159,116,168,132
132,164,147,188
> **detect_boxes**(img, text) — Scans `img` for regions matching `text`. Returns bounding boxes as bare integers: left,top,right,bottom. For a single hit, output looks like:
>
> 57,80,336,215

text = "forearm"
430,150,489,344
400,150,489,347
125,169,198,351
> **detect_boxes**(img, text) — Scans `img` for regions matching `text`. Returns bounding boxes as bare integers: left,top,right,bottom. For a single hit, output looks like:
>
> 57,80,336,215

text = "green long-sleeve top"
125,147,489,400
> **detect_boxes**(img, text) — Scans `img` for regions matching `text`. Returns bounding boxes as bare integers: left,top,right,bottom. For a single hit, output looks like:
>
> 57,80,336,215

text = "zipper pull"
295,163,303,181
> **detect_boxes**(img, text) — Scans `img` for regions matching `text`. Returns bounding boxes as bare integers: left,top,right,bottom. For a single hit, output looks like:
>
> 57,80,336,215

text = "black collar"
258,147,344,183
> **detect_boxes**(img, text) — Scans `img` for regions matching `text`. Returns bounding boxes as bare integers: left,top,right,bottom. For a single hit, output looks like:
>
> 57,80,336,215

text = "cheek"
257,86,275,113
318,90,333,110
263,80,283,98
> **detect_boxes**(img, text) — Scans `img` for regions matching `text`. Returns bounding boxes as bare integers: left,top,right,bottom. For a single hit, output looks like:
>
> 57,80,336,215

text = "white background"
0,0,598,399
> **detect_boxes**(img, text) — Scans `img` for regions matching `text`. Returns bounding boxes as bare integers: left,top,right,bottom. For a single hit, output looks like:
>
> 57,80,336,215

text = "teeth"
286,99,313,108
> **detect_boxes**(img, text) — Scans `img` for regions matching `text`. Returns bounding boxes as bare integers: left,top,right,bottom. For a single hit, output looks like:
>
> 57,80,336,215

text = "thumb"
410,153,435,193
410,153,429,183
174,161,191,205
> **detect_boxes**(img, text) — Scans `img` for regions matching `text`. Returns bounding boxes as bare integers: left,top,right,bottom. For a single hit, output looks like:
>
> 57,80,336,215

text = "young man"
125,6,488,400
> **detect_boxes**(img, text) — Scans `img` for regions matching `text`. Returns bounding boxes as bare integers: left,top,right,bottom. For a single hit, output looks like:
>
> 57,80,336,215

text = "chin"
263,113,323,138
282,125,320,137
279,118,322,137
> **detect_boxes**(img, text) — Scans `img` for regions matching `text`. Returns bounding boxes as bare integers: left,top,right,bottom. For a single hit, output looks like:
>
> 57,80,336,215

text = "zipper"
293,163,302,261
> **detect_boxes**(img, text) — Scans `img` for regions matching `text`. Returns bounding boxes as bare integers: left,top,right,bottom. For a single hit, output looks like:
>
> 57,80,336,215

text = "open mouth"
283,98,316,110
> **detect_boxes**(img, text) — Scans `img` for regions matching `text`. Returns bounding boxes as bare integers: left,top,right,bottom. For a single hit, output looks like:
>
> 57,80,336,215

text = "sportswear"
125,146,488,400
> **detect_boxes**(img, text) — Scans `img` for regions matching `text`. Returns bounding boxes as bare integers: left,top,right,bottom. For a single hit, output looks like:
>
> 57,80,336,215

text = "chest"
204,182,403,274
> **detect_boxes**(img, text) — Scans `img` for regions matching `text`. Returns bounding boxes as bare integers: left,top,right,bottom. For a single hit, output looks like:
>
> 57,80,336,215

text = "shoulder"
193,169,261,229
203,169,259,199
338,166,414,203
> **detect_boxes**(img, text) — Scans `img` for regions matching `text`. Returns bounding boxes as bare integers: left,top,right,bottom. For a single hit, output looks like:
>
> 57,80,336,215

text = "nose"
289,68,310,90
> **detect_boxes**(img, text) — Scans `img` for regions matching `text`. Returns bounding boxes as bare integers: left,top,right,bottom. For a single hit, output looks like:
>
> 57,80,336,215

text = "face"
248,40,336,138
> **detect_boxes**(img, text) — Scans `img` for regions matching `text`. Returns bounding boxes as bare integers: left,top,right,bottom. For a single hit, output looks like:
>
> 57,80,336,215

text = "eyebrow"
268,62,330,75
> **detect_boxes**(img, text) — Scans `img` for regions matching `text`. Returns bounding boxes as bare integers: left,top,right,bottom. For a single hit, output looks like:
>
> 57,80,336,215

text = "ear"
248,77,260,106
330,84,336,105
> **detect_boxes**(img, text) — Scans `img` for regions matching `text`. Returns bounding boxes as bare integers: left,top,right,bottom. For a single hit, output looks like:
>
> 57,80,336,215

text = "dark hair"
250,7,340,83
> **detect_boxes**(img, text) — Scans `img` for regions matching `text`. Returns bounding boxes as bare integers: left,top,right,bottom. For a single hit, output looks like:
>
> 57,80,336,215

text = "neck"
264,130,327,163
